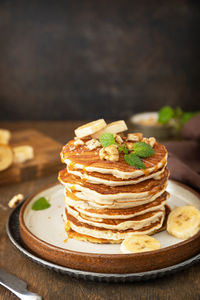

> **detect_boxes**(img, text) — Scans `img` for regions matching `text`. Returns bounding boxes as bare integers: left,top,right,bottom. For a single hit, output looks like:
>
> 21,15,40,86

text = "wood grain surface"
0,121,200,300
0,129,63,186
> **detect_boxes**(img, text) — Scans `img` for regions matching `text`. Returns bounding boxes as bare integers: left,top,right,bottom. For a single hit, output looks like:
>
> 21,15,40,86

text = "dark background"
0,0,199,121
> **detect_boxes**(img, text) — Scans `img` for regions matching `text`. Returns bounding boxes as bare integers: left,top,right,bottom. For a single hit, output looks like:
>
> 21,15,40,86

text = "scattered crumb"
8,194,24,208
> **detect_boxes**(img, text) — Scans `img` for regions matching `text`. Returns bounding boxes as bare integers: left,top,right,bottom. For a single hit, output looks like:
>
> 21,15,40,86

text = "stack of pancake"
58,120,169,244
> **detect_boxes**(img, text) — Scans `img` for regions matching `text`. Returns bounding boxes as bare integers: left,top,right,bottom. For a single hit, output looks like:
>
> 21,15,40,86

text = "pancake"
64,207,167,242
67,163,167,186
64,186,167,208
61,141,168,179
64,191,169,219
66,206,165,231
66,205,171,244
58,168,169,200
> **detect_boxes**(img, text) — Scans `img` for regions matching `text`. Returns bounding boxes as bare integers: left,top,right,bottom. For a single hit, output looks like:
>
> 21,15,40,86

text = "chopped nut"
148,137,156,147
86,139,101,150
99,144,119,162
74,138,84,146
8,194,24,208
142,137,156,147
127,133,143,142
126,142,134,150
114,134,123,144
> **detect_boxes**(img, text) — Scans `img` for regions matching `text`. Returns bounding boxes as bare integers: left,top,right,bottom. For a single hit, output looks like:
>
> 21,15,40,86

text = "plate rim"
6,202,200,279
19,179,200,259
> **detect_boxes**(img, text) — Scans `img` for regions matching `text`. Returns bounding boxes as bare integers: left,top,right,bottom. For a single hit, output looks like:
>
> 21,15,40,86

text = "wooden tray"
19,181,200,274
0,129,62,185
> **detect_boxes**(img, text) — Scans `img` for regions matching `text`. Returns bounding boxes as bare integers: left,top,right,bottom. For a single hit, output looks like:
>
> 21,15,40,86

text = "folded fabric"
164,115,200,191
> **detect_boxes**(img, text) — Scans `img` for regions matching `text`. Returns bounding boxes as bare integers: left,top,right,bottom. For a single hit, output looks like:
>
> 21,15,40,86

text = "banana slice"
74,119,107,138
120,234,161,254
13,145,34,163
92,120,128,139
167,205,200,239
0,144,14,171
0,129,11,144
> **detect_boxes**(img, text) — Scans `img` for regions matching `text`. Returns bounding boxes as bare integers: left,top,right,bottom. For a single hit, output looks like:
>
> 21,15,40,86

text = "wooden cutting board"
0,129,63,186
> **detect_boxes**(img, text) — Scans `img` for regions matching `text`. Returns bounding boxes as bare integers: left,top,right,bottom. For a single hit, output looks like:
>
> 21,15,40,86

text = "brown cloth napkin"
164,115,200,191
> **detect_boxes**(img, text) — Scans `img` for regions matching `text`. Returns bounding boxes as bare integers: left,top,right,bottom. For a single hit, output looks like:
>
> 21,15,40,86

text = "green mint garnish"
99,133,116,148
181,112,198,125
158,106,174,124
124,153,146,169
118,144,129,154
32,197,51,211
133,142,155,158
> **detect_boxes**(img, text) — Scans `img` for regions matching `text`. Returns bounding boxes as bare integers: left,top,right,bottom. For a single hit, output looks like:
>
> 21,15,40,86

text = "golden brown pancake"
65,191,169,218
58,168,169,195
61,141,167,173
66,205,171,244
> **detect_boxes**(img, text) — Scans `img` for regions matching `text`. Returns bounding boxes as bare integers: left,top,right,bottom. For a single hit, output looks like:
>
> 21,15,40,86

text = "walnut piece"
86,139,101,150
99,144,119,162
114,134,123,144
127,133,143,142
74,138,84,146
142,137,156,147
8,193,24,208
126,142,134,150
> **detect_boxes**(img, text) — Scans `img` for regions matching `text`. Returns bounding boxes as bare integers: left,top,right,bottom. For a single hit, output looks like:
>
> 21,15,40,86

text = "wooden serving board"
0,129,63,186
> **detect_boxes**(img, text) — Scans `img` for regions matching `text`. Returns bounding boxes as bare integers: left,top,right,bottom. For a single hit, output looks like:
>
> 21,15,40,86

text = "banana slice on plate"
120,234,161,254
13,145,34,163
167,205,200,239
0,144,14,171
74,119,107,138
0,129,11,144
92,120,128,139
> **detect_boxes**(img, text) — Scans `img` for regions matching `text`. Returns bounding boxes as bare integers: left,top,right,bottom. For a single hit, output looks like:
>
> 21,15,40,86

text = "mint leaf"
158,106,174,124
32,197,51,211
181,112,199,125
133,142,155,158
118,144,129,154
174,106,183,118
124,153,146,169
99,133,116,147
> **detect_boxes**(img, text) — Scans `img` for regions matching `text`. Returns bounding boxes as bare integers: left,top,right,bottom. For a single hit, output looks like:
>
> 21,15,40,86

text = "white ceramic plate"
23,180,200,254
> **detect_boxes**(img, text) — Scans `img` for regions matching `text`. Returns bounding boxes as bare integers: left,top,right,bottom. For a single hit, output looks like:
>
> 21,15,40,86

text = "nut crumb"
8,194,24,208
142,137,156,147
86,139,101,150
114,134,123,144
127,133,143,142
74,138,84,146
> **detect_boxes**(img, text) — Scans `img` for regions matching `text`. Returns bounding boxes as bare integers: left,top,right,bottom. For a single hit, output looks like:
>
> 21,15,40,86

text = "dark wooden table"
0,121,200,300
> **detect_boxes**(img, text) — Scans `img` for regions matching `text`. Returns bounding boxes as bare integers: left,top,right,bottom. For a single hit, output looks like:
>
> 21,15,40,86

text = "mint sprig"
124,153,146,169
133,142,155,158
99,133,116,148
118,144,129,154
32,197,51,211
158,106,174,124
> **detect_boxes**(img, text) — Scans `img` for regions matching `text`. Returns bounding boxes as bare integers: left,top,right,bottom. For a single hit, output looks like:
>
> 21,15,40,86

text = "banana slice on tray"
167,205,200,240
75,119,107,138
120,234,161,254
13,145,34,163
0,144,14,171
92,120,128,139
0,129,11,144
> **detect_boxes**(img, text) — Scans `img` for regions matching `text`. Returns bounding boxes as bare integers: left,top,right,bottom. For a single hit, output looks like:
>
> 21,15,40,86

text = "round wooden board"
19,181,200,274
